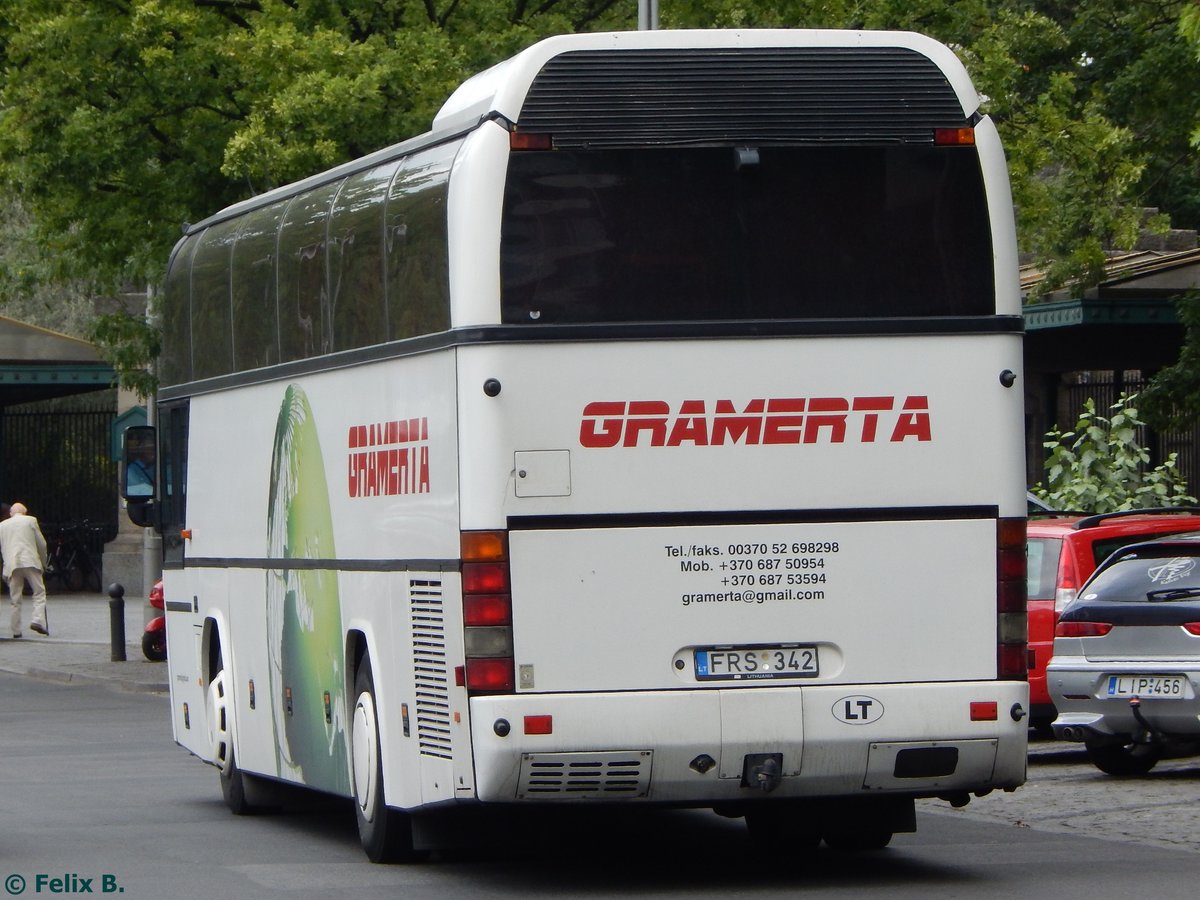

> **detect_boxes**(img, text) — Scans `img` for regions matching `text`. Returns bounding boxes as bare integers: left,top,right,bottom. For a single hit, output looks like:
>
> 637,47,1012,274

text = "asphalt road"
3,671,1200,899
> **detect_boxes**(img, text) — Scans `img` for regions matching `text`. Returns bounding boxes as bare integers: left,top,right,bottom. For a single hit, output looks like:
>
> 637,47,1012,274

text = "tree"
3,1,1200,391
1032,394,1195,513
0,0,630,392
0,196,99,337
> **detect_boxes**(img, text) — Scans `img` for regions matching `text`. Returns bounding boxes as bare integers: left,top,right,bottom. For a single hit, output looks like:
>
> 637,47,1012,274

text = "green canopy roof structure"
0,314,115,408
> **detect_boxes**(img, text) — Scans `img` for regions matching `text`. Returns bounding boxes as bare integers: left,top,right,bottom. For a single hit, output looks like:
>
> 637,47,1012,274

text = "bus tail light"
997,518,1028,681
465,658,516,692
934,127,975,146
510,131,552,151
461,530,514,695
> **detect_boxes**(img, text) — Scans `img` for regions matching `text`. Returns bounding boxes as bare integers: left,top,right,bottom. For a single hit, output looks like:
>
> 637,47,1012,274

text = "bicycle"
43,521,103,593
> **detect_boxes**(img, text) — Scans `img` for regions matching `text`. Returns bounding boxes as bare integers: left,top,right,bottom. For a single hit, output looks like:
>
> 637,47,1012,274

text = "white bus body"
136,29,1028,861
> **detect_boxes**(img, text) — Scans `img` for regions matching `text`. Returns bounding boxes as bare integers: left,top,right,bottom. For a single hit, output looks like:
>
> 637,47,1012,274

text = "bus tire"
744,804,821,854
352,656,420,863
220,747,253,815
823,829,893,851
207,651,267,814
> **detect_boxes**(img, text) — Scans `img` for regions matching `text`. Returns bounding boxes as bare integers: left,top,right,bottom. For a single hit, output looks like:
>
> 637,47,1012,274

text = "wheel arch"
202,613,228,686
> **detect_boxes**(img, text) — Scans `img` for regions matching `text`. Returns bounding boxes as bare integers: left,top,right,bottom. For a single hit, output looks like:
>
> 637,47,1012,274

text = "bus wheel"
207,659,258,815
744,804,821,854
206,667,234,776
352,656,420,863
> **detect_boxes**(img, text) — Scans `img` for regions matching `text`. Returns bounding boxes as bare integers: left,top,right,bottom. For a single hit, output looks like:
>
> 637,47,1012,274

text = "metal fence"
1062,372,1200,499
0,394,118,559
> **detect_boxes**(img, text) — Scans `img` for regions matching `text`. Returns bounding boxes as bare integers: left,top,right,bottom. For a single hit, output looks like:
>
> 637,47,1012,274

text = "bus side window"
386,142,455,340
329,163,395,351
279,181,342,362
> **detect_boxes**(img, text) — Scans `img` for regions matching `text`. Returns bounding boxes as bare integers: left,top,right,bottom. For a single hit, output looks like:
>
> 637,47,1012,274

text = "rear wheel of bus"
744,804,821,854
352,654,421,863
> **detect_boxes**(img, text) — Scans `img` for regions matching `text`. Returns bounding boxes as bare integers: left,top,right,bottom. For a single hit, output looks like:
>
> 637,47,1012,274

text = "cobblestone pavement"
922,737,1200,854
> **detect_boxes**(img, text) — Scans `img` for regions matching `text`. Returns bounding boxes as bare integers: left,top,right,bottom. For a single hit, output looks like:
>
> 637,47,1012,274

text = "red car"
1026,508,1200,729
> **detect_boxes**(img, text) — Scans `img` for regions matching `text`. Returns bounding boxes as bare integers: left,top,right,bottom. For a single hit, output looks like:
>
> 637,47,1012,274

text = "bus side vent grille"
519,47,969,147
411,578,452,760
517,751,653,800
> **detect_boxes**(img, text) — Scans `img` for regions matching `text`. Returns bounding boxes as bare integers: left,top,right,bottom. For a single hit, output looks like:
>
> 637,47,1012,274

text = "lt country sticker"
833,695,885,725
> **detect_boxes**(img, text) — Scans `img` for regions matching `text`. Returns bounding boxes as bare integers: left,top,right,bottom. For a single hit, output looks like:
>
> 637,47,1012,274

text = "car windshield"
1085,551,1200,602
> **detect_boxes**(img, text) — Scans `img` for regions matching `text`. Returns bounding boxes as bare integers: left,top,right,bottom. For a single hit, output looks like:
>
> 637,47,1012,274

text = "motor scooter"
142,579,166,661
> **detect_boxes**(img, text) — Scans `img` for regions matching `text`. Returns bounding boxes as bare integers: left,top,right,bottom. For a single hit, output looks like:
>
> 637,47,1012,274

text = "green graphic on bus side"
265,384,350,795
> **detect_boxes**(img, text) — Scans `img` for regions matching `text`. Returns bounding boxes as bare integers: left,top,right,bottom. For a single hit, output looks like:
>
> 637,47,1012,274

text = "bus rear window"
500,146,994,324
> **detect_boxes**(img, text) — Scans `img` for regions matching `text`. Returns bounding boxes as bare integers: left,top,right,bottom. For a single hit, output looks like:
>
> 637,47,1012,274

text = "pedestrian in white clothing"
0,502,49,637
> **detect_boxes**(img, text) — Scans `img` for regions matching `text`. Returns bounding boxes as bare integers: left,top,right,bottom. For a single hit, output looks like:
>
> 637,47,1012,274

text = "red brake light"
1184,623,1200,636
465,658,515,692
1055,621,1113,637
997,518,1027,680
997,643,1027,681
464,594,512,627
463,562,509,593
462,530,514,695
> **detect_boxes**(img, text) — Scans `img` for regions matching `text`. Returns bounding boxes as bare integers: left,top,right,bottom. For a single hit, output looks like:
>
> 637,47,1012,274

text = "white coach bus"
125,28,1029,862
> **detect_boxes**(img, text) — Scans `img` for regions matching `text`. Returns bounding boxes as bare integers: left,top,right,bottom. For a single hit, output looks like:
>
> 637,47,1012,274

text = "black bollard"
108,583,126,662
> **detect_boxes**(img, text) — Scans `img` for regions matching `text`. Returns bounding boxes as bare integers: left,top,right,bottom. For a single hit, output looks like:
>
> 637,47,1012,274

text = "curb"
0,660,169,694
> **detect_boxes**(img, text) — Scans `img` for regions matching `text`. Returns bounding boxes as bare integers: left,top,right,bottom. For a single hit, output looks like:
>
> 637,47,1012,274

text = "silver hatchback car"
1048,533,1200,775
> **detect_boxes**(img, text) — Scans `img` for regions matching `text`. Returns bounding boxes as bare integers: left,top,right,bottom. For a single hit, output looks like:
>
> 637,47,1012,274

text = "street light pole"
638,0,659,30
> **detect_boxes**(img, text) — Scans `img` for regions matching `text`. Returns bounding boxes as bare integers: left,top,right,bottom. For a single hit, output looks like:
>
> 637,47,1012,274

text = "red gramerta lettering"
348,417,431,497
578,397,933,447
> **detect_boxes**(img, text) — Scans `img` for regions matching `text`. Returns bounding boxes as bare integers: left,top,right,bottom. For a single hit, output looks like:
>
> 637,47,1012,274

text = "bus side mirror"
126,499,158,529
123,424,158,512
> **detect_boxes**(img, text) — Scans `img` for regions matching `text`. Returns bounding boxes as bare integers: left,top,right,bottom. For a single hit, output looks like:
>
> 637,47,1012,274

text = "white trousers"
8,567,47,635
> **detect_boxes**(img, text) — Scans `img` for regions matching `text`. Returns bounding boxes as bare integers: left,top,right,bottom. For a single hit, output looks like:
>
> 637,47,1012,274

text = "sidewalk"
0,590,169,693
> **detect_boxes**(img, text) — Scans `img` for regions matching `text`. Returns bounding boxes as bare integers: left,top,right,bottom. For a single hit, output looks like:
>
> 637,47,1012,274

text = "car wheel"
1085,740,1161,776
352,655,422,863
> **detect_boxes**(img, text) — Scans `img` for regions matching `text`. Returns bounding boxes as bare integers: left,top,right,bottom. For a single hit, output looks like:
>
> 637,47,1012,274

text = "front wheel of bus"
352,656,420,863
209,655,262,815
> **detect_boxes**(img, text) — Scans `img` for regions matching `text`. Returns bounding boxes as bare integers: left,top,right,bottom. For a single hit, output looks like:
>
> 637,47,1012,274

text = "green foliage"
0,197,101,337
88,309,161,401
2,0,1200,392
1141,290,1200,431
1032,394,1196,513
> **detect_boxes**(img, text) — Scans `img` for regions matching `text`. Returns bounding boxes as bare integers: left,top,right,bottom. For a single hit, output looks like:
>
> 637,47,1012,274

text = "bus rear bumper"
467,681,1028,803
